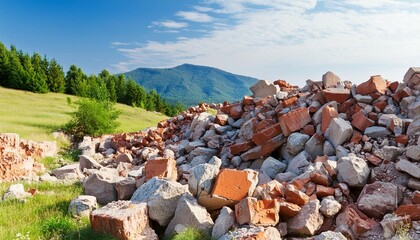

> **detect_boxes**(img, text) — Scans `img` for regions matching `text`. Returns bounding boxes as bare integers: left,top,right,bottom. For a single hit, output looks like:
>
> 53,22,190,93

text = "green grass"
0,87,167,142
0,182,115,240
168,228,213,240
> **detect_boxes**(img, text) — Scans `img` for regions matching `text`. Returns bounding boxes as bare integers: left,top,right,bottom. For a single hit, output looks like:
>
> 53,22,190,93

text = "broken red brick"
323,88,351,103
395,204,420,221
311,172,331,186
338,99,355,113
321,105,339,133
235,197,280,226
284,184,310,206
336,204,379,236
351,130,363,143
278,107,311,136
388,81,399,91
212,169,257,202
241,135,286,161
230,141,256,155
230,103,244,120
365,154,382,166
243,96,254,105
316,185,335,198
214,114,229,126
351,111,375,132
283,96,298,108
255,119,275,132
252,123,282,145
303,124,315,136
279,200,301,218
412,191,420,204
356,75,387,95
395,135,409,145
392,87,412,103
145,157,177,181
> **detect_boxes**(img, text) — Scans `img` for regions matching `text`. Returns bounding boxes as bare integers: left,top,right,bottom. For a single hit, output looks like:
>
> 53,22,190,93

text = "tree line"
0,42,184,116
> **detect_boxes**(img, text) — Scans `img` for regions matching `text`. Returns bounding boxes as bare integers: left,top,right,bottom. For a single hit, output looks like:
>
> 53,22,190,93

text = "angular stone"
2,183,31,201
286,151,311,176
315,231,347,240
287,133,310,155
403,67,420,90
316,185,335,198
240,134,286,161
408,178,420,191
396,159,420,178
354,94,373,104
357,181,402,219
250,80,280,98
212,206,235,239
305,134,325,159
90,201,157,240
323,88,350,103
321,105,339,133
337,154,370,187
188,161,220,198
52,163,83,180
284,184,310,206
116,177,137,200
84,171,119,205
278,107,311,136
407,116,420,136
351,111,374,132
145,157,177,181
252,123,282,145
364,126,391,139
407,146,420,161
69,195,98,217
279,200,301,218
380,213,412,239
258,180,285,200
320,197,341,218
214,113,229,126
79,155,102,171
131,177,187,226
356,75,387,95
115,153,133,164
287,200,324,236
325,118,353,148
219,226,279,240
395,204,420,221
260,157,286,179
322,71,341,88
165,193,214,237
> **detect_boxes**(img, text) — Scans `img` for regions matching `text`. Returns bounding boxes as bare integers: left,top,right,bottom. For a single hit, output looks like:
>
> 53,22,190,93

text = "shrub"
65,98,120,140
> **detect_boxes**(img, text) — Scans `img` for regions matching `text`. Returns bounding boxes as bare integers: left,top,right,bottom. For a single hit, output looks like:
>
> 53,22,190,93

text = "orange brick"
352,111,374,132
285,184,310,206
212,169,257,202
278,107,311,136
145,157,177,181
323,88,351,103
356,75,387,95
279,200,301,218
395,204,420,221
230,141,256,155
316,185,335,198
252,123,282,145
321,105,339,133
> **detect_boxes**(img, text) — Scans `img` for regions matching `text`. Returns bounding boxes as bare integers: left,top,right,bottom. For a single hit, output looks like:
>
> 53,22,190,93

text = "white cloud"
113,0,420,85
176,11,214,23
151,20,188,29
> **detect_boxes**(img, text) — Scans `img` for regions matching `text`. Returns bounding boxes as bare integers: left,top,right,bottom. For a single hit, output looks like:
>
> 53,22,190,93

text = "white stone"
396,159,420,178
320,197,342,218
325,118,353,148
364,126,391,139
83,171,120,205
407,146,420,161
260,157,287,179
68,195,98,217
165,193,214,237
212,206,235,239
2,184,31,201
287,133,310,155
131,177,187,226
250,80,280,98
337,154,370,187
287,200,324,236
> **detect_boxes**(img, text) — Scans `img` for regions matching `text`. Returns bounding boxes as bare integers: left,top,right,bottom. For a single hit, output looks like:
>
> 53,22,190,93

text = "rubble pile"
69,68,419,239
0,133,56,182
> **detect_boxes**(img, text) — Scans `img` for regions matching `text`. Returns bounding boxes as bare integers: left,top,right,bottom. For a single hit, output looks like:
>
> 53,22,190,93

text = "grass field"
0,87,167,142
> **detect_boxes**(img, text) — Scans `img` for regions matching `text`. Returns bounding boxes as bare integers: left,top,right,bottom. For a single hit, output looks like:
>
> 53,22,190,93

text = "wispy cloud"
176,11,214,23
151,20,188,29
113,0,420,85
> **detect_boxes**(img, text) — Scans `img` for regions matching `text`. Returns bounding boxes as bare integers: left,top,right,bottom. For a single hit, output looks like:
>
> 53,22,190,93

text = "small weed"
206,108,217,116
170,228,213,240
394,219,413,240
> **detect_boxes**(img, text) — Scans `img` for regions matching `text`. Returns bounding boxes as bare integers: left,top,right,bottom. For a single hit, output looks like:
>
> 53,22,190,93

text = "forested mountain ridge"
124,63,258,106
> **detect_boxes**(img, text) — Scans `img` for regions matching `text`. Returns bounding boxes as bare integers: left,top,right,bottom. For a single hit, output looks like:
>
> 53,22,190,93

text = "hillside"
124,63,258,106
0,87,167,141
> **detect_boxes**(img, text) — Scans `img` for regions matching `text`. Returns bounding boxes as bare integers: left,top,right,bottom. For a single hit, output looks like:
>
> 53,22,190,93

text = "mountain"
124,63,258,106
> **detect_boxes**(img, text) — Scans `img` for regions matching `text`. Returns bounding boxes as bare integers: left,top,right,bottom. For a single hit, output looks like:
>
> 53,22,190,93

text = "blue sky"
1,0,420,86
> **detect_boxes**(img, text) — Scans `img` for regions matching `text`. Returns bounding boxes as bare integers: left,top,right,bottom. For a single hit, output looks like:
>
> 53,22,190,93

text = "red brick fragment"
365,154,382,166
412,191,420,204
230,141,255,155
283,96,298,108
252,123,282,145
395,204,420,221
321,105,339,133
145,157,177,181
278,200,301,218
356,75,387,95
278,108,311,136
351,130,363,143
395,135,409,145
388,81,399,91
311,172,330,186
392,87,412,102
351,111,374,132
316,185,335,197
323,88,350,103
284,184,310,206
243,96,254,105
303,124,315,136
212,169,257,202
241,135,286,161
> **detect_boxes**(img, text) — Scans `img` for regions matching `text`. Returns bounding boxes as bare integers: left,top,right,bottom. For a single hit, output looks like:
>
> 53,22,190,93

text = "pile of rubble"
0,133,56,182
56,67,419,239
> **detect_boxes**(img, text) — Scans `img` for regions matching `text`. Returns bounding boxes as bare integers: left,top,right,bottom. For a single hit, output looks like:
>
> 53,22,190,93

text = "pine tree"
65,64,87,95
0,42,10,87
47,59,65,92
31,53,49,93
